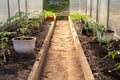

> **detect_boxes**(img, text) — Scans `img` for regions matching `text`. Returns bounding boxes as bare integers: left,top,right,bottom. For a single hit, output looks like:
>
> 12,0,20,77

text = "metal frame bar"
96,0,99,22
107,0,110,29
90,0,92,17
86,0,88,15
18,0,20,12
7,0,10,18
25,0,28,13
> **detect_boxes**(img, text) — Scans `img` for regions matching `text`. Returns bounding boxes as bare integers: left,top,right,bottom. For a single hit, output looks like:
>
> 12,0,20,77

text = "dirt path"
41,20,84,80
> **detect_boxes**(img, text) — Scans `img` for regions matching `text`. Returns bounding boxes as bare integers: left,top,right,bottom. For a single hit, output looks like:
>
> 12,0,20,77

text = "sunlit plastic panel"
87,0,90,15
109,0,120,38
91,0,97,20
70,0,80,13
20,0,26,12
98,0,108,27
9,0,18,17
79,0,87,14
0,0,8,23
27,0,43,13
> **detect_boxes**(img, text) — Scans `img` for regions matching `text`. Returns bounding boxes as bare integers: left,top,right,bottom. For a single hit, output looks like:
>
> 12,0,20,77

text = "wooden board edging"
27,16,56,80
68,16,95,80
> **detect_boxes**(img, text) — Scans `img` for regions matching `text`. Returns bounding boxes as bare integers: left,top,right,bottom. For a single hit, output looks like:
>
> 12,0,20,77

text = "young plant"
80,15,90,24
29,12,43,27
70,13,81,21
102,37,114,51
0,22,10,63
92,22,106,45
16,12,35,39
105,50,120,59
44,10,55,21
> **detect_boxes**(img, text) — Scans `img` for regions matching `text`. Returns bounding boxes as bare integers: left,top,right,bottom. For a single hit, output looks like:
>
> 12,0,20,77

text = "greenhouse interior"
0,0,120,80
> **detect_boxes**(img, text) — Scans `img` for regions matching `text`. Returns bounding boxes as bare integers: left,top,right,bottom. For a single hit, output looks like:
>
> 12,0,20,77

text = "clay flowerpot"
12,37,36,54
45,17,54,21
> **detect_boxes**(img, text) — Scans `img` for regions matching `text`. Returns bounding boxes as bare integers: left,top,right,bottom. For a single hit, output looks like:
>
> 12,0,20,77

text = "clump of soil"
0,21,51,80
73,21,120,80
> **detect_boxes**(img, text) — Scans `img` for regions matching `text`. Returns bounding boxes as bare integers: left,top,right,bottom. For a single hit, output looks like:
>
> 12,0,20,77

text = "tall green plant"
16,12,35,39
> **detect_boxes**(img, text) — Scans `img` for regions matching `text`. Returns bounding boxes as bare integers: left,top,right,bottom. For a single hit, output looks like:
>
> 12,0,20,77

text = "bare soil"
73,21,120,80
0,21,51,80
41,20,85,80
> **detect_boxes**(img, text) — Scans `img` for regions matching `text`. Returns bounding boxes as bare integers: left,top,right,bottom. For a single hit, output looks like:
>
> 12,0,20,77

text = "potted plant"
45,10,55,21
12,12,36,54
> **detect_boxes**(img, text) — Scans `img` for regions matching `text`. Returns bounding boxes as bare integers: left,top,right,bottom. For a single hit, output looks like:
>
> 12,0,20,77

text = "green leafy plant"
0,22,10,63
91,22,106,45
70,13,81,21
45,10,55,17
104,50,120,70
80,15,90,24
102,37,114,52
44,10,55,21
15,12,35,39
115,62,120,70
104,50,120,59
29,12,43,27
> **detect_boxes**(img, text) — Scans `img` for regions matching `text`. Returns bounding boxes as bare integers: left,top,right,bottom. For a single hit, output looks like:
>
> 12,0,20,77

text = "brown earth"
73,21,120,80
41,20,85,80
0,21,51,80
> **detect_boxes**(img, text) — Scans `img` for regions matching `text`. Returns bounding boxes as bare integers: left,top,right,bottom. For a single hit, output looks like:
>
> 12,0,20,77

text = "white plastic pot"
12,37,36,54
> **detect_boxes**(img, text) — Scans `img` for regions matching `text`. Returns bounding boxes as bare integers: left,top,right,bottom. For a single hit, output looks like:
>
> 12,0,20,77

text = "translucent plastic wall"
0,0,43,24
91,0,97,20
27,0,43,13
87,0,90,15
109,0,120,38
79,0,87,14
0,0,8,23
20,0,26,12
9,0,18,16
70,0,80,13
98,0,108,27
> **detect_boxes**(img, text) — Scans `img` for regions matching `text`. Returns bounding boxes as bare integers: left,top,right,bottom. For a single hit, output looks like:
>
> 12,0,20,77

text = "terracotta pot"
45,17,54,21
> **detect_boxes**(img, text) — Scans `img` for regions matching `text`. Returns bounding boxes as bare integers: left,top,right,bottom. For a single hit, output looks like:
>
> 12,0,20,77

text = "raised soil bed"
70,18,120,80
0,20,54,80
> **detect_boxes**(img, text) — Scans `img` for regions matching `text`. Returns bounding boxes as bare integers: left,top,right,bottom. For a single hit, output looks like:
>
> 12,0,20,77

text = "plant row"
70,13,120,70
0,10,55,63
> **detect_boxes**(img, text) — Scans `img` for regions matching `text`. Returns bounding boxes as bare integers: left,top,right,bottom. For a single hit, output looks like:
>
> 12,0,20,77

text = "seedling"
0,22,11,63
104,50,120,59
80,15,90,24
16,12,35,39
44,10,55,21
102,37,114,51
70,13,81,21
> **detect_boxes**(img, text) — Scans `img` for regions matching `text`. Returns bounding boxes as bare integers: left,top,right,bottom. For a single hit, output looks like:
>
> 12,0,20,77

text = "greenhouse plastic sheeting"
91,0,97,20
98,0,108,27
70,0,80,13
79,0,87,14
20,0,26,12
0,0,8,23
109,0,120,38
27,0,43,13
9,0,18,17
87,0,90,15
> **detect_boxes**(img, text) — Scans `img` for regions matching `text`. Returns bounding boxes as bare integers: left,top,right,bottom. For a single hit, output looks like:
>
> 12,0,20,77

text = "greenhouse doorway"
44,0,69,16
